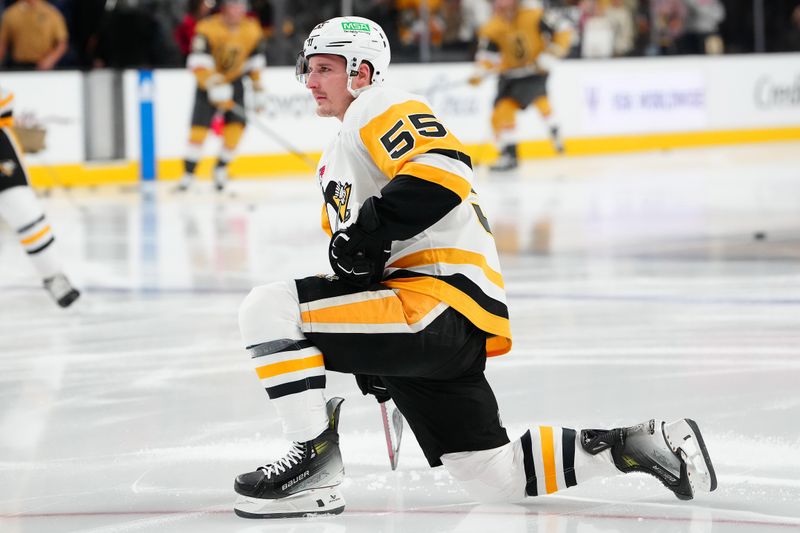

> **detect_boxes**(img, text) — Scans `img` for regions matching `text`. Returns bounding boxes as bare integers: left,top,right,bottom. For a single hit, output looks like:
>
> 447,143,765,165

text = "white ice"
1,142,800,533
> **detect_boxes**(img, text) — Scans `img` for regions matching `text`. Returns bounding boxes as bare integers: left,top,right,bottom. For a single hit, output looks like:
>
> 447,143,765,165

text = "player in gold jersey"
470,0,573,170
176,0,266,192
228,16,716,519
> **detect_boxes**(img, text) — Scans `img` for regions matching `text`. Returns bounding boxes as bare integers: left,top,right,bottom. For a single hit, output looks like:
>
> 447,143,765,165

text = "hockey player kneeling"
233,17,717,518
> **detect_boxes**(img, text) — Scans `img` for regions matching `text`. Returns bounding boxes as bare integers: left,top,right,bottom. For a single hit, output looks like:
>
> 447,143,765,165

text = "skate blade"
234,487,345,519
663,419,718,494
381,401,404,471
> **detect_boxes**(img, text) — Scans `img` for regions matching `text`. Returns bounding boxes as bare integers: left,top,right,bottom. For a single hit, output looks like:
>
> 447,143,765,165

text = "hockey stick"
380,399,404,470
230,103,318,170
414,76,477,98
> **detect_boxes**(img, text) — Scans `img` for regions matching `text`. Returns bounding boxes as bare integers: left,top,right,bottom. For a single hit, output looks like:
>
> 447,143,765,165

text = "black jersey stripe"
26,237,55,255
376,174,461,240
17,214,46,234
247,339,315,358
1,110,12,119
425,148,473,169
520,430,538,496
266,375,326,399
386,270,509,319
562,428,577,488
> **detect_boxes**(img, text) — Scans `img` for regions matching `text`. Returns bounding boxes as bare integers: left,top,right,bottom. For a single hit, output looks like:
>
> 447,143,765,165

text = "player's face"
222,3,247,25
305,55,354,121
494,0,518,17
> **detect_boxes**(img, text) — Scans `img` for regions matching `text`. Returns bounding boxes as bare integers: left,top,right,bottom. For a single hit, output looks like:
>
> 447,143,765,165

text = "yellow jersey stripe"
301,288,442,327
20,225,51,246
389,247,505,289
256,354,324,379
539,426,559,494
301,295,406,325
399,161,471,201
394,289,443,325
384,276,512,356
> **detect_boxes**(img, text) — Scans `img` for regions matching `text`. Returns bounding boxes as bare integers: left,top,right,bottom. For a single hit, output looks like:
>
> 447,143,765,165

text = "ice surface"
1,143,799,532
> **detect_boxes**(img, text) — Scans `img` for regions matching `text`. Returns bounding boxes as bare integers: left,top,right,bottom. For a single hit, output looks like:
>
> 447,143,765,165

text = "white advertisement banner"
578,71,708,135
1,72,85,164
553,53,800,137
707,55,800,129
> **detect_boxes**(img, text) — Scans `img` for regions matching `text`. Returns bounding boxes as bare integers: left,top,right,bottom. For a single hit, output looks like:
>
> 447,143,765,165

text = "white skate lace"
258,442,305,478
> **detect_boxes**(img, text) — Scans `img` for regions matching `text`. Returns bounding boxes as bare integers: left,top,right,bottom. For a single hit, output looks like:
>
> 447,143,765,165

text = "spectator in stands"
395,0,446,47
453,0,491,46
605,0,636,56
781,2,800,51
0,0,68,69
91,0,179,68
652,0,686,54
70,0,106,68
677,0,725,54
175,0,215,61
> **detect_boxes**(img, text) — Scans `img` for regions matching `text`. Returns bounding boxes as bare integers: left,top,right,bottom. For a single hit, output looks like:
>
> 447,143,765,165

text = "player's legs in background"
177,125,209,192
533,94,564,154
214,80,247,192
215,121,244,192
176,87,214,192
490,97,521,171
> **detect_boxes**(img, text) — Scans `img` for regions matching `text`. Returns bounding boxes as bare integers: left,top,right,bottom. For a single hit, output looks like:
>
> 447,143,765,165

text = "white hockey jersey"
317,85,511,356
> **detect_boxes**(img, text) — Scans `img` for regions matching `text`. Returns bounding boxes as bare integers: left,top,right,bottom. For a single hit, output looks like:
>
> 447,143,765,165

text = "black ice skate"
581,418,717,500
213,166,228,192
173,174,193,193
234,397,346,518
43,273,80,308
550,126,564,154
490,144,518,171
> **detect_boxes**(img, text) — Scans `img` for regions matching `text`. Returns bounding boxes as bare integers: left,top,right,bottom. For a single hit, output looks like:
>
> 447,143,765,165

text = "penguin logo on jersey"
323,180,352,224
0,159,16,177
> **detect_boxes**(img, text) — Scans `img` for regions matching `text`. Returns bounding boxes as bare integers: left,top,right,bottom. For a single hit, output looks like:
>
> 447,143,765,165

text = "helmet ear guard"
297,17,391,97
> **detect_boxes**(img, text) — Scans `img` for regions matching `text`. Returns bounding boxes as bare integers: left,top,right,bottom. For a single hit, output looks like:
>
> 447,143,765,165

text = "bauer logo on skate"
281,470,310,491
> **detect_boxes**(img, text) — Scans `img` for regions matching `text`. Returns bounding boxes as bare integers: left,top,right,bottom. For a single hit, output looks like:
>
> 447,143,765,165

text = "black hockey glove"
328,197,391,288
354,374,391,403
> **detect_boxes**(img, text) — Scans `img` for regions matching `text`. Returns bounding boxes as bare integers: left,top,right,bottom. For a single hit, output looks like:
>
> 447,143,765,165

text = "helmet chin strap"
346,71,375,98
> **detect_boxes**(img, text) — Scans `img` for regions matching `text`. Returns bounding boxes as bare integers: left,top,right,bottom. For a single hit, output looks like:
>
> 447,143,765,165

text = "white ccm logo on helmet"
296,17,391,97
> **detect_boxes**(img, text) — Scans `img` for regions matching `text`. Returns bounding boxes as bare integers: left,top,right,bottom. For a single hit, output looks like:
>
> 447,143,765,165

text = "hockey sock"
0,186,61,279
183,143,202,175
239,281,328,442
519,425,618,496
